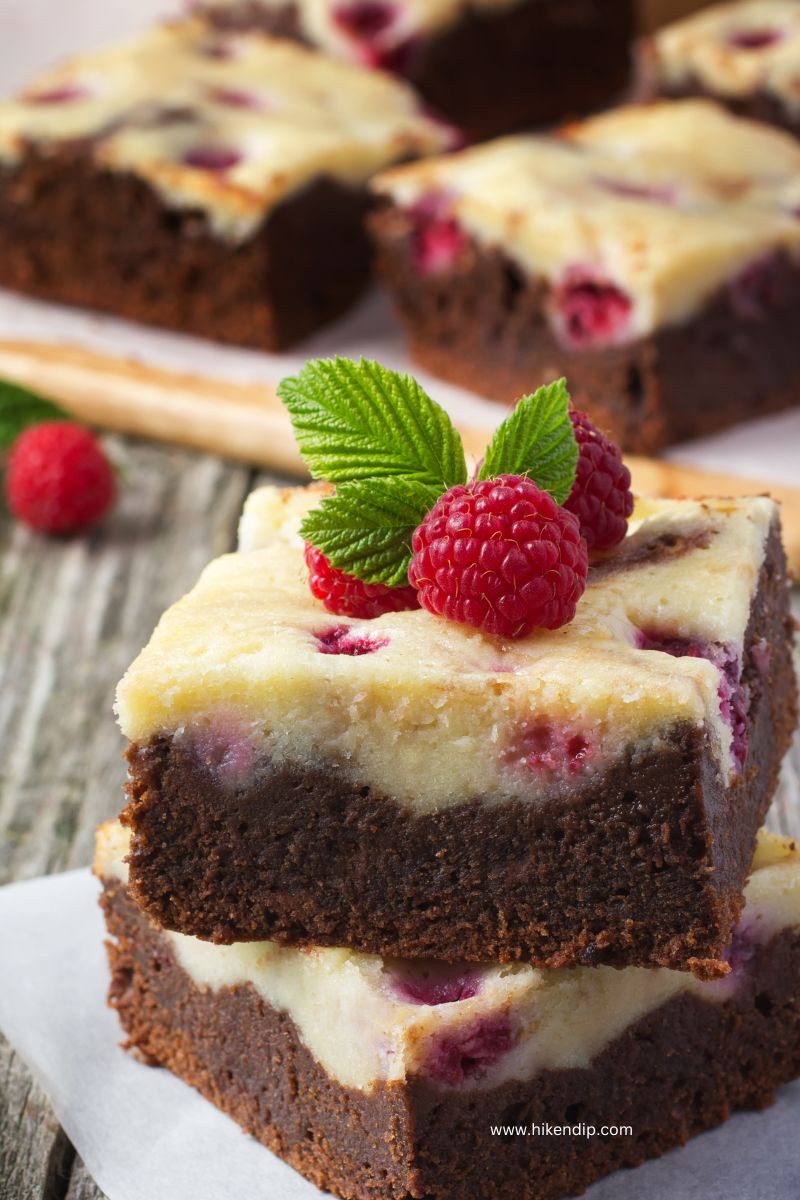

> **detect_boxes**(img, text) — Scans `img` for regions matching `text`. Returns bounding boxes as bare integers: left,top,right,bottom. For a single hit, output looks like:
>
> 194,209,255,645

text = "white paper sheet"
0,868,798,1200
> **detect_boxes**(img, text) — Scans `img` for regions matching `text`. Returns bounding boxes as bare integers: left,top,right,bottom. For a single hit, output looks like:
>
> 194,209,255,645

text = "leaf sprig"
0,380,68,452
278,358,577,587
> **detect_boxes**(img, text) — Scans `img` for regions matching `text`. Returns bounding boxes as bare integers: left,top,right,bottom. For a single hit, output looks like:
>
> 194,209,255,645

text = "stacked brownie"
98,481,800,1199
645,0,800,138
0,19,453,349
370,99,800,452
192,0,636,139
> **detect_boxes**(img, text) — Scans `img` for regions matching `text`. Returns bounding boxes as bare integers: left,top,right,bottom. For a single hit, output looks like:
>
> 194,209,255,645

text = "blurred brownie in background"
370,100,800,452
194,0,636,140
0,19,453,349
644,0,800,139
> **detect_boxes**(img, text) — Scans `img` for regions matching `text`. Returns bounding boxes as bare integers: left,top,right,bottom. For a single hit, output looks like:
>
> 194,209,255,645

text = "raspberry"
6,421,116,535
183,145,243,171
728,27,781,49
424,1015,513,1086
563,410,633,551
305,544,419,619
408,475,588,639
553,270,632,348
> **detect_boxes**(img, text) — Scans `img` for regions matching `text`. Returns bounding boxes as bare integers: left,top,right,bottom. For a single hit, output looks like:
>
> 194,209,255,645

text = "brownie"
115,486,796,974
197,0,636,141
646,0,800,140
97,831,800,1200
0,19,451,350
369,100,800,453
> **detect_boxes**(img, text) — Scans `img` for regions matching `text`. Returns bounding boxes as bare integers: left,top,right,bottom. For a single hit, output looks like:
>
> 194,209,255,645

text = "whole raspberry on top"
6,421,116,535
305,544,419,619
408,475,588,639
563,409,633,551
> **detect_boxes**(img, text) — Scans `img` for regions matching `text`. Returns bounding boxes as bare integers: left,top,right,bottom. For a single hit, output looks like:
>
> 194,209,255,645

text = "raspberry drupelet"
305,543,419,619
408,474,588,639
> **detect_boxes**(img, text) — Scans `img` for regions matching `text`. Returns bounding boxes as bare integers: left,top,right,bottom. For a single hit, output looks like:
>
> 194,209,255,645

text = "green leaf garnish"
280,358,580,589
278,357,468,488
300,477,442,588
478,378,578,504
0,379,68,452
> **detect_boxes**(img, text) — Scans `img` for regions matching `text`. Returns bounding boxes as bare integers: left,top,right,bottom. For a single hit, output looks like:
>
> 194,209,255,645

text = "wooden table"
1,436,799,1200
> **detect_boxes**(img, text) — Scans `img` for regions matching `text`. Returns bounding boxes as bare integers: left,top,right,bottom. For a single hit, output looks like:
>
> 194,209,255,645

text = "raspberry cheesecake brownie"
370,100,800,452
0,19,452,349
646,0,800,139
116,476,796,972
97,820,800,1200
193,0,635,140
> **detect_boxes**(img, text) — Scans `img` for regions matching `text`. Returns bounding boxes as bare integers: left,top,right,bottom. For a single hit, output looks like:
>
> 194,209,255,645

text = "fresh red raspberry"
563,410,633,551
305,544,419,619
408,475,588,639
6,421,116,535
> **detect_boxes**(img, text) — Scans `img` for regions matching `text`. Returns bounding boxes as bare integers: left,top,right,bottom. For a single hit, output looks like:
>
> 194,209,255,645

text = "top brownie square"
649,0,800,136
116,484,796,975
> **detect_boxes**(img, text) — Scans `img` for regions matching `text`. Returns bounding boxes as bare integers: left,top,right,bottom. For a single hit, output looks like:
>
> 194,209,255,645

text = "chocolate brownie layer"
0,149,372,351
370,209,800,453
203,0,635,141
121,521,796,972
102,880,800,1200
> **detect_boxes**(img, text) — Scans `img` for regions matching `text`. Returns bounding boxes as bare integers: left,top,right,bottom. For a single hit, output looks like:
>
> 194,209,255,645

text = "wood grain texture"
0,439,797,1199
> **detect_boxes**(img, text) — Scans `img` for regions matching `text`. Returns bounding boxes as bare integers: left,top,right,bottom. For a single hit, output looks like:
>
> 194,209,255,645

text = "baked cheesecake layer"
650,1,800,137
98,831,800,1200
369,101,800,449
117,487,796,969
0,19,450,349
197,0,635,141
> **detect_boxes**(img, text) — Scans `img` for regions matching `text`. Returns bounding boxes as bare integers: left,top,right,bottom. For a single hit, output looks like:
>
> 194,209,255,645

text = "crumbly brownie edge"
102,880,800,1200
203,0,635,140
120,521,796,971
0,147,373,351
369,205,800,454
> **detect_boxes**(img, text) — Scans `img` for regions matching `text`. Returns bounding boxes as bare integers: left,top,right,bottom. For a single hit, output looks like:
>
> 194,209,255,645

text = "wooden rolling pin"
1,337,798,574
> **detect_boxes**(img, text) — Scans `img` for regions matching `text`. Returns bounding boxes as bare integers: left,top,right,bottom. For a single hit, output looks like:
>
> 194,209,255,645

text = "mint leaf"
0,379,68,451
300,477,440,588
478,379,578,504
278,357,467,488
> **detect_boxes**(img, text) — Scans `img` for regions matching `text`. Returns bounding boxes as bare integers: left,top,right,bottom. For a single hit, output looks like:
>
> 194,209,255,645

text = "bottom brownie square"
97,822,800,1200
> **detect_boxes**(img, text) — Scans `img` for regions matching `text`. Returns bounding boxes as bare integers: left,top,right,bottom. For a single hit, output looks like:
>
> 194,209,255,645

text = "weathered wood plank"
0,438,255,1200
63,1159,105,1200
0,1041,73,1200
